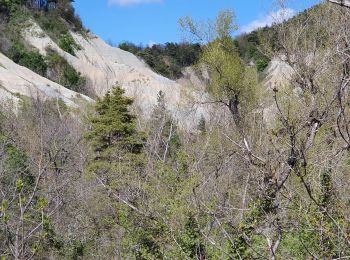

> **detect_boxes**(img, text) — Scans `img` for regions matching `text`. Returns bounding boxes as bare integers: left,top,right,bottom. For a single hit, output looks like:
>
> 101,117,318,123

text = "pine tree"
85,86,146,196
86,87,174,259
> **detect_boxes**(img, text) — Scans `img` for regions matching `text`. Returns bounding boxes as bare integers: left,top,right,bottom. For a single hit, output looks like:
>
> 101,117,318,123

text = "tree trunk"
229,94,241,126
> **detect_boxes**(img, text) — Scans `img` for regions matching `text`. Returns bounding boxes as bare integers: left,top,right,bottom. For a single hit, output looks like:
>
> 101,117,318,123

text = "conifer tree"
86,87,175,258
85,86,146,200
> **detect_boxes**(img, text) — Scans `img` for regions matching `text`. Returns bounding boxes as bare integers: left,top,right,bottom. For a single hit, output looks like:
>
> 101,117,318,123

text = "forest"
1,0,350,259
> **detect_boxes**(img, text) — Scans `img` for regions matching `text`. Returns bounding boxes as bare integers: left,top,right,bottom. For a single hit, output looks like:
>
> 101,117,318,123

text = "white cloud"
240,8,296,34
108,0,162,6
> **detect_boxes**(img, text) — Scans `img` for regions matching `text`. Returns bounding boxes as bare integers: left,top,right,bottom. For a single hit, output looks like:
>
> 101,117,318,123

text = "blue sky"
73,0,321,46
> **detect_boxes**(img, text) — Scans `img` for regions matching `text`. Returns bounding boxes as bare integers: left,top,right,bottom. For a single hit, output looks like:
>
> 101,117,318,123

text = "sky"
73,0,321,46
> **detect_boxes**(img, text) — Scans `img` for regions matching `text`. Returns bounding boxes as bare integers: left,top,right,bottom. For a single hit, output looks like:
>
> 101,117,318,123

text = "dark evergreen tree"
85,86,146,190
85,86,160,258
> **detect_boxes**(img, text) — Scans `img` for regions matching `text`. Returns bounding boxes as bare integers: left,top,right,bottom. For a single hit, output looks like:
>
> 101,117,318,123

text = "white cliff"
22,21,207,128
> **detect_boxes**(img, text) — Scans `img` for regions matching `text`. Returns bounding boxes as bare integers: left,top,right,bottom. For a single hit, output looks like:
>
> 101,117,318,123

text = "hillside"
2,1,350,259
0,0,293,127
0,0,211,128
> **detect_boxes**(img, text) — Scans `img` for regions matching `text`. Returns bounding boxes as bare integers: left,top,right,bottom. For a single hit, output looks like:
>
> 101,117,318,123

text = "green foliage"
179,215,206,259
86,86,146,157
179,9,260,127
235,29,272,72
58,33,81,56
41,216,63,251
119,206,165,259
179,9,238,42
0,0,84,59
55,0,83,32
62,65,85,91
5,42,86,94
119,42,202,79
4,144,34,191
32,0,84,41
34,10,69,40
118,41,141,54
1,3,350,259
85,86,152,258
8,42,47,75
202,38,244,100
200,37,260,125
0,0,26,13
46,49,86,92
214,9,238,39
0,5,31,55
256,57,270,72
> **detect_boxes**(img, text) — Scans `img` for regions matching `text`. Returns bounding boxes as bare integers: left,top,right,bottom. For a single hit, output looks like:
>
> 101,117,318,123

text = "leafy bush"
57,2,83,32
256,57,270,72
34,11,69,40
58,33,81,56
118,41,141,54
0,0,26,14
46,49,86,93
0,0,85,54
1,5,31,52
62,65,85,92
9,42,47,75
235,30,272,72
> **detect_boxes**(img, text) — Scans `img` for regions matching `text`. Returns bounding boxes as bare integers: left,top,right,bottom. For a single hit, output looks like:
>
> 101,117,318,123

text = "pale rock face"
261,57,294,128
1,20,293,129
264,57,293,90
23,21,209,128
0,52,92,108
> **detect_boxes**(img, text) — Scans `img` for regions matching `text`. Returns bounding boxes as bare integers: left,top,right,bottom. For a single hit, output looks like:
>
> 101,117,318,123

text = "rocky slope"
9,20,207,128
0,51,92,108
0,19,293,128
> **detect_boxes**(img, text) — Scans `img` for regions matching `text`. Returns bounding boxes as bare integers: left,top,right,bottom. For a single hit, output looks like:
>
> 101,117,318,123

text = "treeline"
234,28,274,72
234,3,325,73
119,32,273,80
119,42,202,79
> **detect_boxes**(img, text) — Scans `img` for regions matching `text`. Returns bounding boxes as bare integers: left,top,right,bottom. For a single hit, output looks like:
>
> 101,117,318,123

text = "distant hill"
0,0,210,128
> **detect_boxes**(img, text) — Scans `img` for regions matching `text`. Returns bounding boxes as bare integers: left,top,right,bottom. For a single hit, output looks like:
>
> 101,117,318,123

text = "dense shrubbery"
119,42,202,79
0,0,87,95
46,49,86,93
234,29,273,72
56,0,83,32
0,0,84,56
0,4,31,53
33,1,84,41
0,0,26,14
6,43,86,93
9,42,47,75
58,33,81,56
119,31,272,77
33,10,69,39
